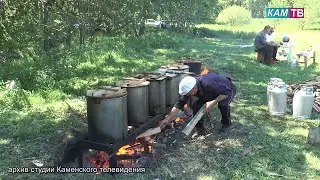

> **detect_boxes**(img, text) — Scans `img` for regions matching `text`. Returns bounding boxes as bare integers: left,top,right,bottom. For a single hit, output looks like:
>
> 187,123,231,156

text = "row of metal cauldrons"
86,60,202,144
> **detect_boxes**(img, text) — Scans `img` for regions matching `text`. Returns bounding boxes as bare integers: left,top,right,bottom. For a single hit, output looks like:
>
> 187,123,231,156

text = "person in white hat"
159,72,236,134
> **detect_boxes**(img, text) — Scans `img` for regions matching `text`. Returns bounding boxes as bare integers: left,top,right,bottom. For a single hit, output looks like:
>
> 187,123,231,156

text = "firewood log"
182,104,206,137
136,127,161,139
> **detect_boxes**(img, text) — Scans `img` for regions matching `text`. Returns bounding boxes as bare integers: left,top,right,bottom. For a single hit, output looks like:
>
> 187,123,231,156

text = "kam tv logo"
266,8,304,18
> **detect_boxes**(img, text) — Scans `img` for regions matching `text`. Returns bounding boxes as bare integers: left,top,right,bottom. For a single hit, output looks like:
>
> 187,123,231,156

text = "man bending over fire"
159,72,236,134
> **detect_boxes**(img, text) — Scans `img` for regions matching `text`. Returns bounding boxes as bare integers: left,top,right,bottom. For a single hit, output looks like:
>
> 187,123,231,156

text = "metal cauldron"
116,78,150,126
86,87,128,143
165,73,180,106
134,73,166,116
180,59,202,75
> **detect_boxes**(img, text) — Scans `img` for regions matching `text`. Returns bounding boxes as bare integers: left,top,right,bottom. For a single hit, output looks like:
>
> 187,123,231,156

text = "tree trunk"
79,22,85,47
88,28,95,44
43,2,50,52
66,23,72,47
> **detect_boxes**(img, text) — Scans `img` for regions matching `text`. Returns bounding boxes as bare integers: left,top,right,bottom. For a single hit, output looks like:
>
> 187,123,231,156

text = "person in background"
254,25,274,65
266,27,282,64
159,73,236,134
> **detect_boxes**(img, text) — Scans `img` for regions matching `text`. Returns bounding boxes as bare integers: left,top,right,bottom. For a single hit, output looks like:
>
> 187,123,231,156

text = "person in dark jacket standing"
159,73,236,134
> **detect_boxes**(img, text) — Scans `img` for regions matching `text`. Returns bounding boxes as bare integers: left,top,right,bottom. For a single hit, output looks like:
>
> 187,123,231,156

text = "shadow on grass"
0,104,106,179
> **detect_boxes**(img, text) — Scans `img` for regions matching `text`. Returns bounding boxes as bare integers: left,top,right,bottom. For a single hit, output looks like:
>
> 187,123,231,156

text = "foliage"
293,0,320,30
1,22,320,179
267,0,291,28
0,0,218,60
250,0,270,18
216,6,252,26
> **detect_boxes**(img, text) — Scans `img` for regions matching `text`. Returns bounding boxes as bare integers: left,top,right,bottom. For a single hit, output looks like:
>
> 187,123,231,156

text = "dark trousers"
190,84,236,129
272,46,278,59
256,45,273,65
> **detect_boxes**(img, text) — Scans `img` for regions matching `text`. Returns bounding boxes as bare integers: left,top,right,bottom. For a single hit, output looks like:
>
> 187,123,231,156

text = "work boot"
196,127,207,136
218,124,231,134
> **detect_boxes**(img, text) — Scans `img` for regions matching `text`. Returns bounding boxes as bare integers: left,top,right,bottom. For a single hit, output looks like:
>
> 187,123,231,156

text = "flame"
174,103,192,124
200,67,209,75
175,117,184,123
116,142,152,155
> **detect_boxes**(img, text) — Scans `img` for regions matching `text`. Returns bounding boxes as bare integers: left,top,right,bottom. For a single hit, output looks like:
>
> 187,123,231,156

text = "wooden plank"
136,127,161,139
313,103,320,112
182,104,206,137
315,101,320,106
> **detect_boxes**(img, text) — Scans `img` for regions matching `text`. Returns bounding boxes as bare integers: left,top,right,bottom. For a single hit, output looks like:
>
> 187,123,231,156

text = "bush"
216,6,252,26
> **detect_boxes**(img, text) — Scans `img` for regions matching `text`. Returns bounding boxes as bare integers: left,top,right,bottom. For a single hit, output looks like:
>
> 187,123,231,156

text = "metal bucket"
116,78,150,126
86,87,128,143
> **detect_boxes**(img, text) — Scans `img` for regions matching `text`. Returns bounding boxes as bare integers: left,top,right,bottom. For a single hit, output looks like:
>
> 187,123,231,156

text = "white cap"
179,76,196,95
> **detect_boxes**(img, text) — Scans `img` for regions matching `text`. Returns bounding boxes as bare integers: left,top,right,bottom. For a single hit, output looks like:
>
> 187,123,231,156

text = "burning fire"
200,67,209,75
87,140,152,169
175,104,192,123
116,143,152,155
175,117,184,123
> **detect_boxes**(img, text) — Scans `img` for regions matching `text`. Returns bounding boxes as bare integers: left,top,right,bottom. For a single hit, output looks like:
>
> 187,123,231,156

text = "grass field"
1,19,320,179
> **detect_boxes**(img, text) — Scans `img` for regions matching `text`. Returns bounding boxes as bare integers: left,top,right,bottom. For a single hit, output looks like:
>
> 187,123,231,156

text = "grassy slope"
1,20,320,179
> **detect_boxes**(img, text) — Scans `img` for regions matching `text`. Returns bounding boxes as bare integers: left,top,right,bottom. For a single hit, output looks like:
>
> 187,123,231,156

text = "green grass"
1,20,320,179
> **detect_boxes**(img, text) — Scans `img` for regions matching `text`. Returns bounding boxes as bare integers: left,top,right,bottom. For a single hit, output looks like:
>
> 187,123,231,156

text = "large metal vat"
293,86,314,119
165,73,180,106
178,72,196,82
181,59,202,75
135,73,166,116
116,78,150,126
86,87,128,143
267,79,287,116
160,64,191,83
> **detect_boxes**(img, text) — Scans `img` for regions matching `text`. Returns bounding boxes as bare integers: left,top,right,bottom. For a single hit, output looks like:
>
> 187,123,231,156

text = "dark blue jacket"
174,73,234,109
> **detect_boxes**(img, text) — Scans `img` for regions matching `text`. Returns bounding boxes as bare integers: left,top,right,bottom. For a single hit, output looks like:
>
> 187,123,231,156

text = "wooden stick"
136,127,161,139
182,104,206,137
